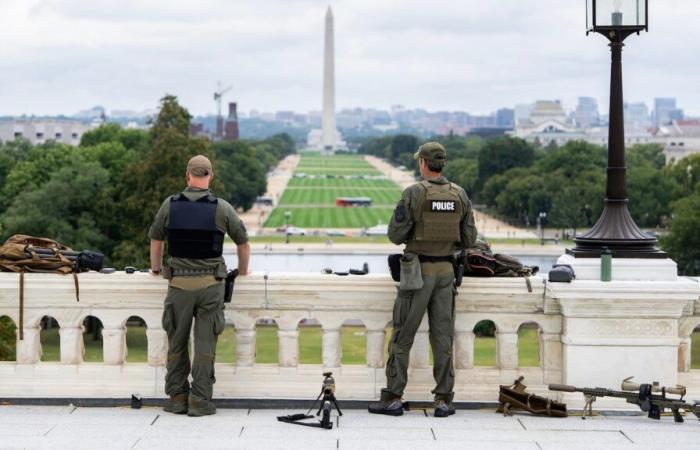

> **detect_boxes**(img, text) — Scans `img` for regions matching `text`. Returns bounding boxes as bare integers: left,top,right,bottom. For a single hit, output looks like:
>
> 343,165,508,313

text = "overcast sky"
0,0,697,116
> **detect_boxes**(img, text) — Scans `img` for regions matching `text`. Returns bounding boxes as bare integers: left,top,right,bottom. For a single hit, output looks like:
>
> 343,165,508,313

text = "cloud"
0,0,697,116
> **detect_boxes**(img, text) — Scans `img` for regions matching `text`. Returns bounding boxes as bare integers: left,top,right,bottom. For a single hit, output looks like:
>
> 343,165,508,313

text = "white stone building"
653,119,700,162
0,119,94,146
512,100,652,148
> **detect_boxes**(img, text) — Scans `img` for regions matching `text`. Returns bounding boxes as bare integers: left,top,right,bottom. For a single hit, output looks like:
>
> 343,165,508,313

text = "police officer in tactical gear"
149,155,250,417
368,142,477,417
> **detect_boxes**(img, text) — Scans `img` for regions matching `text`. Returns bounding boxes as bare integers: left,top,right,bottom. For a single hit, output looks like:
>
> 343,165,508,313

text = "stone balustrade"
0,271,699,403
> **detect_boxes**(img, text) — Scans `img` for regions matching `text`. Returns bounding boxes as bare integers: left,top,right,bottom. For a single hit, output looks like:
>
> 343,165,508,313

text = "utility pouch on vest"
399,252,423,291
388,254,401,282
224,269,239,303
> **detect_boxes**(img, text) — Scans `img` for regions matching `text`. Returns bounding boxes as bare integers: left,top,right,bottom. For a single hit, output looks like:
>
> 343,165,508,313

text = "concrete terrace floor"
1,405,699,450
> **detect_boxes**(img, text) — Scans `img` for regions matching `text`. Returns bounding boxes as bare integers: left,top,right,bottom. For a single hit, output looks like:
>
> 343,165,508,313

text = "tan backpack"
0,235,81,340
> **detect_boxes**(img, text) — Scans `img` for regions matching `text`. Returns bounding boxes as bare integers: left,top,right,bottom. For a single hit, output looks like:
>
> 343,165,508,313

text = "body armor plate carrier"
167,193,224,259
413,180,463,243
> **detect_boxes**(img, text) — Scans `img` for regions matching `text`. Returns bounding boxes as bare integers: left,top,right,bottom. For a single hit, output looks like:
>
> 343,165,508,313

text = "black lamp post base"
566,199,667,259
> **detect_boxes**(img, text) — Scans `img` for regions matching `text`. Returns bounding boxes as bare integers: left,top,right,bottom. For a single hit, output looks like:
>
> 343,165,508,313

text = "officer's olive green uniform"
382,176,477,402
149,187,248,403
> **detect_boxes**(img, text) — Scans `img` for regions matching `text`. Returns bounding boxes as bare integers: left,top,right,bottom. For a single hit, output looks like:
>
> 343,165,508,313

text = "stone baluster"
235,328,256,367
454,330,475,369
102,327,126,365
277,319,300,367
409,317,430,369
146,328,168,366
366,326,387,368
16,326,41,364
322,326,341,368
541,332,562,380
678,336,692,372
60,326,84,364
496,331,518,370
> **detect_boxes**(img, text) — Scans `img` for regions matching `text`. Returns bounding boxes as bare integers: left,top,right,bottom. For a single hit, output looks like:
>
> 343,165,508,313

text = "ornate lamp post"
568,0,665,258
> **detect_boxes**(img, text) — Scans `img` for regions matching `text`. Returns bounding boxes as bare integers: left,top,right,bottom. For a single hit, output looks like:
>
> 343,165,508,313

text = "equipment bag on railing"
0,234,104,339
465,240,539,278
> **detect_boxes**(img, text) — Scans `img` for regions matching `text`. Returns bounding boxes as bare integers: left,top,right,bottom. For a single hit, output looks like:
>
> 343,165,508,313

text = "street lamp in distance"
568,0,665,258
284,210,292,244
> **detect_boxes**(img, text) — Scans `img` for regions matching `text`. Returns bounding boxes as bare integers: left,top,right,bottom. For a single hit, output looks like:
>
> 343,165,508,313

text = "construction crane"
213,81,233,139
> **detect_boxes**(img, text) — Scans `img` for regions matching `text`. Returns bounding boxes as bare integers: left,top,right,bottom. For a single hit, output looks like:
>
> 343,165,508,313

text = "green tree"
443,159,478,198
0,316,16,361
477,137,535,186
113,95,214,266
213,140,267,211
387,134,418,162
662,190,700,275
0,143,75,211
2,159,112,251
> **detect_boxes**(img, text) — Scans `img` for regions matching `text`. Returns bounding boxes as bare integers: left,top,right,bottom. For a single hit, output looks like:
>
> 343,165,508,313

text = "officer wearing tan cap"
369,142,477,418
149,154,250,416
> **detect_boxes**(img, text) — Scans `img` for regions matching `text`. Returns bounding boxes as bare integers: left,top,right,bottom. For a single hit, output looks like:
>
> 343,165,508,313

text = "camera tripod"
277,372,343,430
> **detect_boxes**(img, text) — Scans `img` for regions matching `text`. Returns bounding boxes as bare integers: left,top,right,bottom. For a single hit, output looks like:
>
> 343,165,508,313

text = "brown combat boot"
164,393,188,414
187,395,217,417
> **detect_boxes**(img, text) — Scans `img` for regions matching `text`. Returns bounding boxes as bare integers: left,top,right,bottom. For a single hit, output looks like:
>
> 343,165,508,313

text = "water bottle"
600,247,612,282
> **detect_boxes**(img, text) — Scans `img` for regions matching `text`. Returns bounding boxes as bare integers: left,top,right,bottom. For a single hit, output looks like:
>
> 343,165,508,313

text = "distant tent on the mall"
335,197,372,207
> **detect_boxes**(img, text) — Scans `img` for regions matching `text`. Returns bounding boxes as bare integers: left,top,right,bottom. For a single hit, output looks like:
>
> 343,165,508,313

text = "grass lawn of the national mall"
264,152,402,229
22,326,700,369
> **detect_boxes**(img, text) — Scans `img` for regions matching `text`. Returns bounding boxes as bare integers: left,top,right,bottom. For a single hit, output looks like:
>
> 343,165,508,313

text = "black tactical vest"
167,193,224,259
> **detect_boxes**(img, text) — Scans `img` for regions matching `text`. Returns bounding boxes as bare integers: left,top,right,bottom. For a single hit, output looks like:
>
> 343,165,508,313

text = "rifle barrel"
548,384,577,392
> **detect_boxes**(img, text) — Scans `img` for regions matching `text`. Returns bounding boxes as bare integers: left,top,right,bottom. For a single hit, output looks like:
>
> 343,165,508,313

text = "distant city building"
224,102,240,141
512,100,576,142
512,100,652,147
572,97,599,128
624,102,651,129
495,108,515,129
514,103,535,126
0,119,93,146
653,119,700,161
653,98,684,127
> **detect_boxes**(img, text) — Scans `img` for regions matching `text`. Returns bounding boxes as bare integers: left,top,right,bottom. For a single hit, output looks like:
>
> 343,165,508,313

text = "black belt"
417,255,454,263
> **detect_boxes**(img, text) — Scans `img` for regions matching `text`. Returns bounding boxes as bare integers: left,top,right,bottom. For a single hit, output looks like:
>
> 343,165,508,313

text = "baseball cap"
187,155,213,177
413,142,447,162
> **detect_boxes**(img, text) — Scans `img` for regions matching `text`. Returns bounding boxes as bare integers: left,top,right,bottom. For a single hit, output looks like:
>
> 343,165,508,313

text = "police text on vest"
430,201,456,212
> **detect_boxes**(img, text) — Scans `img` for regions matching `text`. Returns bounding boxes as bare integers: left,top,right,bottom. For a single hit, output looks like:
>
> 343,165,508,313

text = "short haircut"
426,159,445,173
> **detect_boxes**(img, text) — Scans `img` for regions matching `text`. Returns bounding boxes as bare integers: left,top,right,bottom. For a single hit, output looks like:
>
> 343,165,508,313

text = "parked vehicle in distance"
325,230,346,237
365,224,388,236
284,226,307,236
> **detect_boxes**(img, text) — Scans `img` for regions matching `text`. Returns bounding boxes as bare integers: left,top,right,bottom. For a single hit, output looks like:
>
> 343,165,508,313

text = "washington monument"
307,6,345,153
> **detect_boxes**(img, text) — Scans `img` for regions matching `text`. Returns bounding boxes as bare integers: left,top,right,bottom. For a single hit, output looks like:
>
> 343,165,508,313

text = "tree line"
358,133,700,275
0,95,294,268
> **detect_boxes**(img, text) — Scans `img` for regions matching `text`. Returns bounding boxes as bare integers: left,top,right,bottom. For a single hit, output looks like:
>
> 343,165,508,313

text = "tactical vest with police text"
406,180,464,256
167,193,225,259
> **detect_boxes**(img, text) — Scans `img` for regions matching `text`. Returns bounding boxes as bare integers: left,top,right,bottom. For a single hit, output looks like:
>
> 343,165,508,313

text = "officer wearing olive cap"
368,142,477,418
149,155,250,417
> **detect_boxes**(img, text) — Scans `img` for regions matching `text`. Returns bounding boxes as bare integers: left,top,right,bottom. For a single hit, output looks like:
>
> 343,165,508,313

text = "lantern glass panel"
593,0,646,27
586,0,593,30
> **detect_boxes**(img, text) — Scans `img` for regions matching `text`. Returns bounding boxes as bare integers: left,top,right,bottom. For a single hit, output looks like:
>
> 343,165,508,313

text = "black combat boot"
368,394,404,416
434,399,455,417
